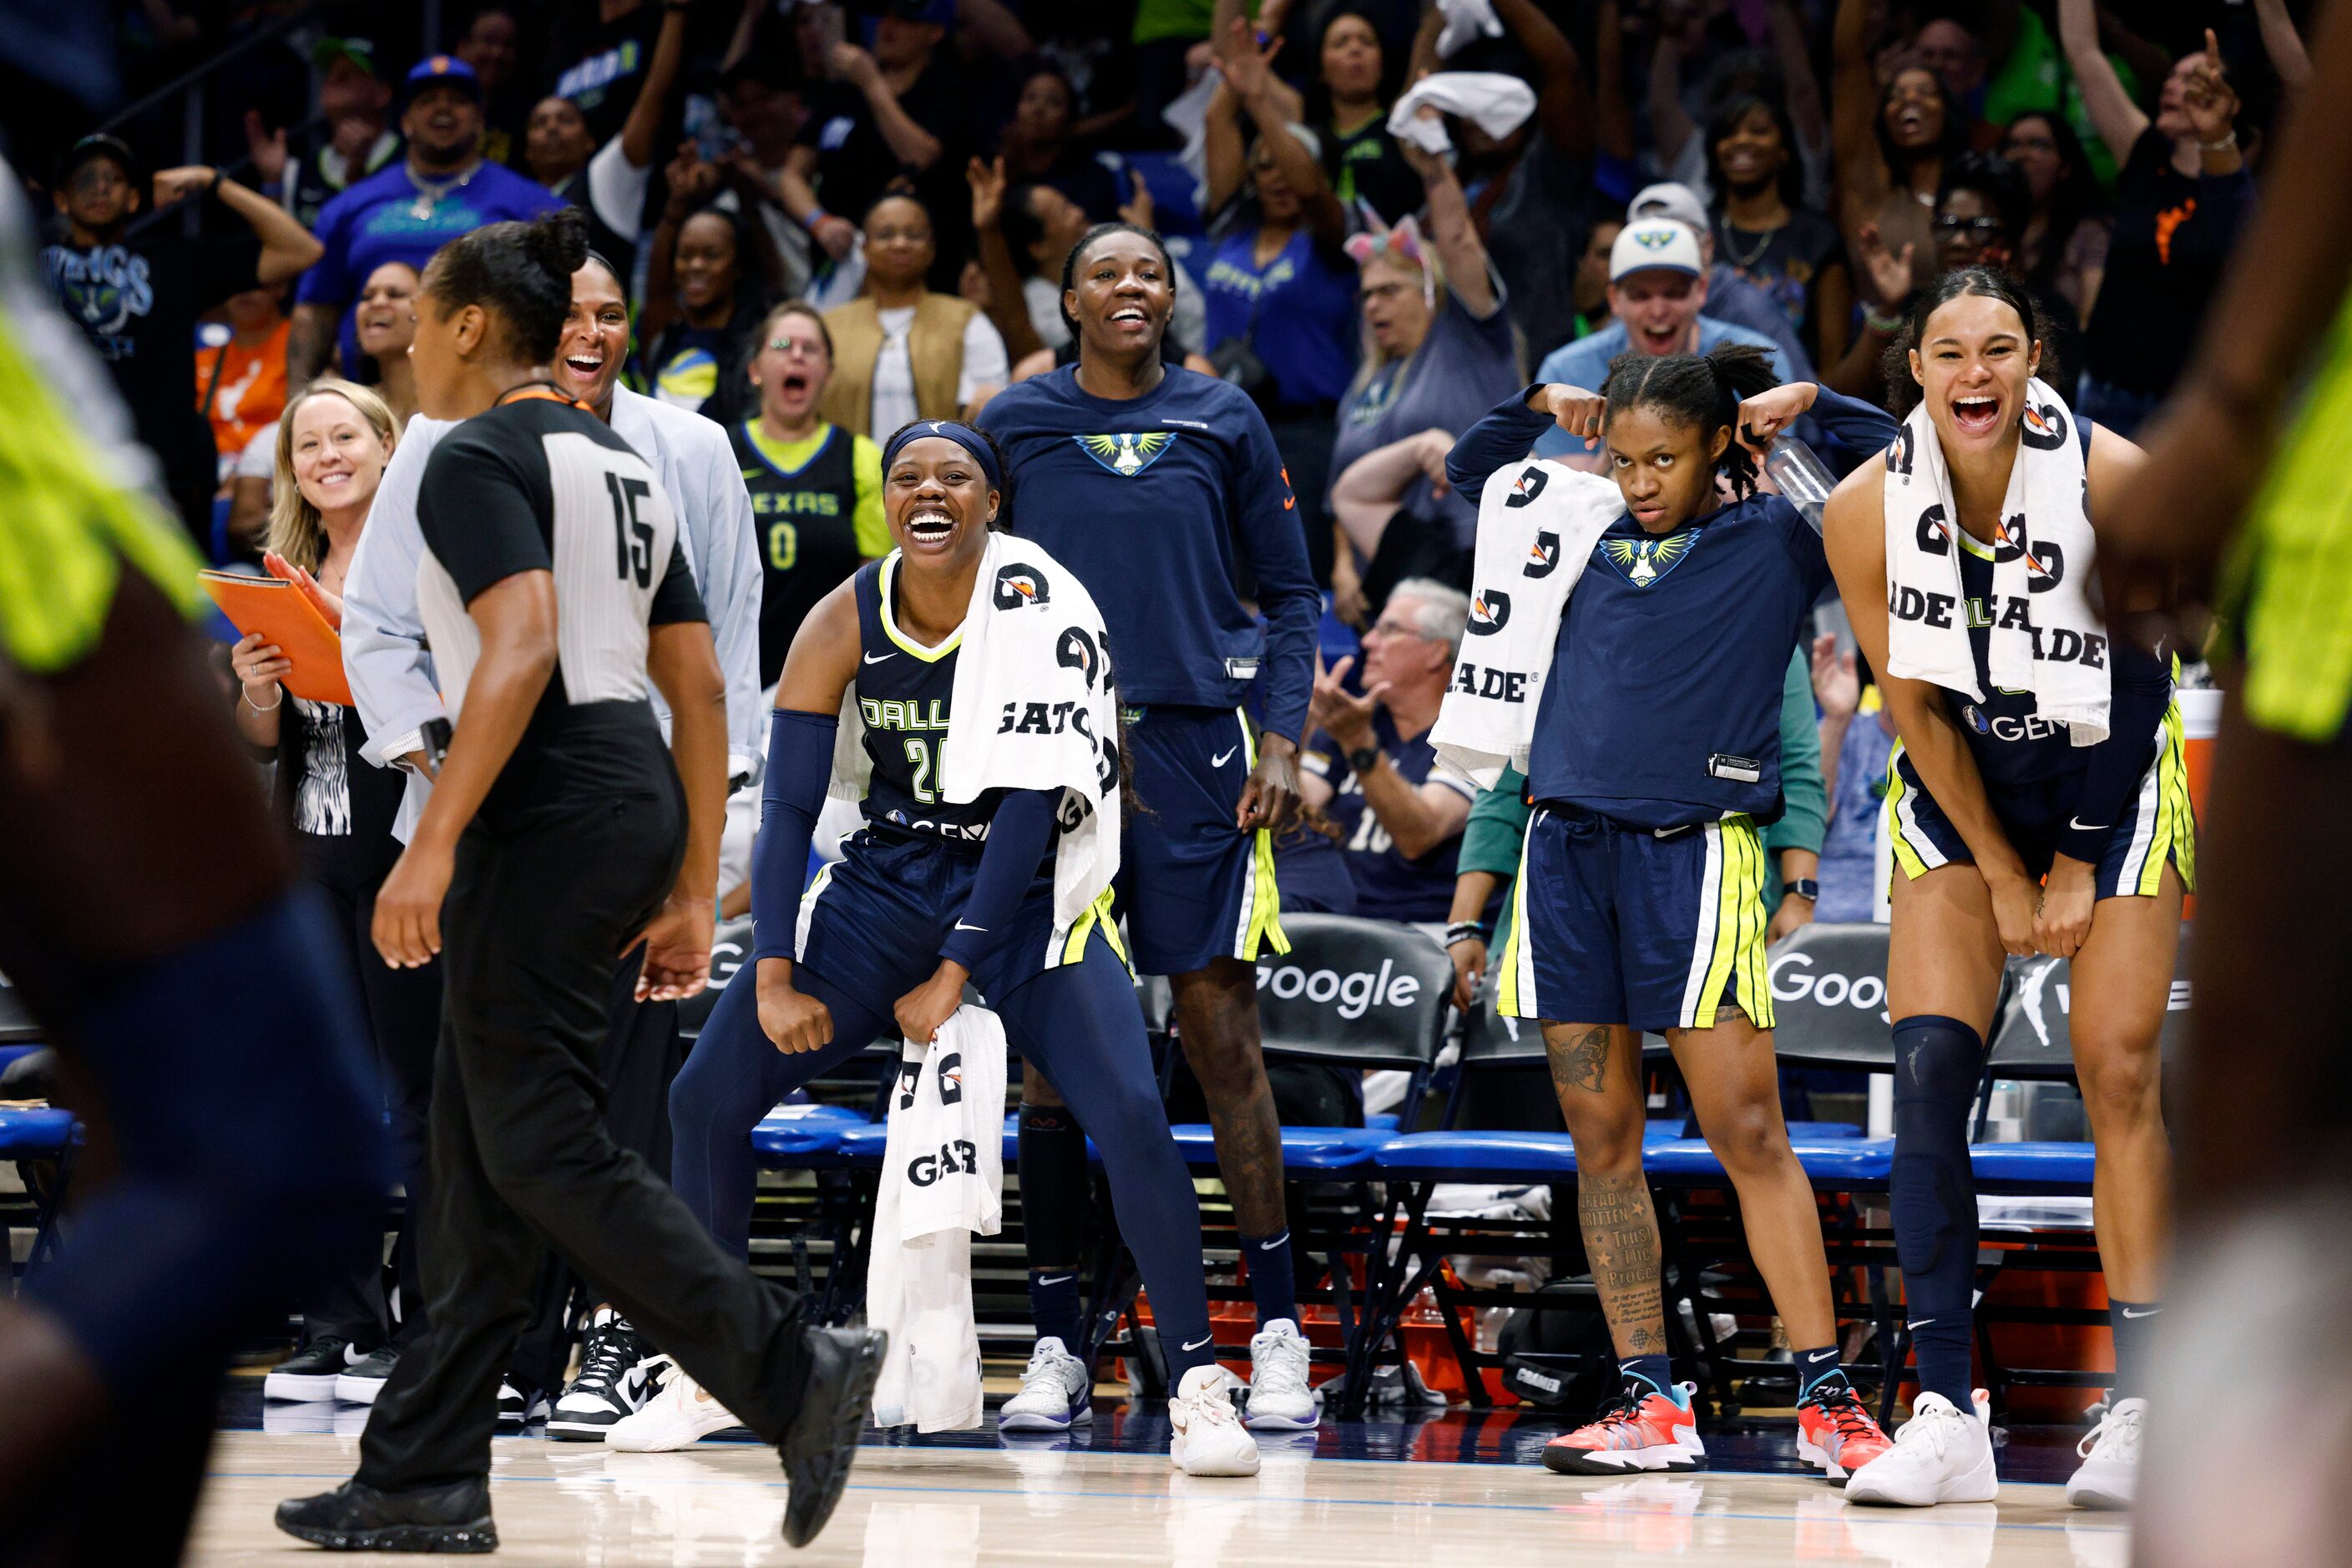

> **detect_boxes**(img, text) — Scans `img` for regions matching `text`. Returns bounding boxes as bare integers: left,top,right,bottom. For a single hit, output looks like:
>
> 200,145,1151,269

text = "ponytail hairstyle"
423,205,589,366
1060,220,1177,344
1883,263,2049,419
1600,341,1782,499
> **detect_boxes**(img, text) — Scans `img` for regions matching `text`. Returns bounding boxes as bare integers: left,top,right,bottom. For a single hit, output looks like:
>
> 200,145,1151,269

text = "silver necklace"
1721,221,1775,271
405,161,477,221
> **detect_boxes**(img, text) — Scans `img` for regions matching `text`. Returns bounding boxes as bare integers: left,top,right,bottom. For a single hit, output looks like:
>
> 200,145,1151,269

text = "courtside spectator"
1327,424,1455,628
249,38,401,233
1703,96,1851,365
2057,0,2252,435
1330,114,1517,581
524,0,689,276
820,192,1008,435
1628,184,1813,380
1808,632,1889,925
195,281,291,490
1532,218,1788,460
967,157,1097,360
546,0,669,148
43,134,322,547
781,0,977,291
1830,0,1964,301
453,6,529,166
643,167,776,415
714,54,816,299
352,261,423,429
994,61,1120,220
1998,111,2109,325
289,56,563,392
1298,580,1476,923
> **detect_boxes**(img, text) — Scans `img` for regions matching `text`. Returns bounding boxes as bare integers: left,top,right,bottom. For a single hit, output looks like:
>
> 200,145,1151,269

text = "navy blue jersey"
1301,711,1474,920
976,365,1320,738
1526,493,1832,830
852,558,993,842
1942,534,2085,789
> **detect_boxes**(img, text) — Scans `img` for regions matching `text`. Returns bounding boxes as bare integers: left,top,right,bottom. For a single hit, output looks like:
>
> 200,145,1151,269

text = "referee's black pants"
358,786,807,1491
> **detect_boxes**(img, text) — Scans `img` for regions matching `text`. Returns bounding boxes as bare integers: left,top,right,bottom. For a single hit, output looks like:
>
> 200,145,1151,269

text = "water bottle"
1765,435,1835,534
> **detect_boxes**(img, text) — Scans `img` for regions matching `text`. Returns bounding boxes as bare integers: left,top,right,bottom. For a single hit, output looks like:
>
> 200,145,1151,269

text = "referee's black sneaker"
549,1308,653,1440
777,1325,887,1548
274,1478,495,1553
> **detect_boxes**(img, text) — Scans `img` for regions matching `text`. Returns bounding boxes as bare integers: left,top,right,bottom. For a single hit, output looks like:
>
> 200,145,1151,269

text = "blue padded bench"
0,1044,40,1077
1970,1140,2095,1195
0,1105,78,1276
1168,1122,1383,1174
1369,1125,1872,1181
746,1103,866,1164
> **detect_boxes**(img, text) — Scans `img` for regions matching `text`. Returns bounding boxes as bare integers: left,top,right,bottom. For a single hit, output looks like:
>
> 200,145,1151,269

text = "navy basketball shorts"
1883,706,2197,901
1117,705,1288,977
794,825,1126,1009
1494,804,1777,1034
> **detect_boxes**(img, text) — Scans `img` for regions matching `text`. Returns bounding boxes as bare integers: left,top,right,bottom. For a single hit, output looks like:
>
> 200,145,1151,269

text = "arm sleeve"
1458,766,1534,878
751,709,839,961
649,538,709,625
416,434,550,603
851,435,890,555
2052,639,2172,864
1231,397,1320,741
1800,384,1901,458
1444,387,1555,507
937,788,1060,971
1767,645,1827,857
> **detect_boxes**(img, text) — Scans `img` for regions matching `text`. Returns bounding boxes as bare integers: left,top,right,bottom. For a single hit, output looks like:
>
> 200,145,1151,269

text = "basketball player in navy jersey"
976,223,1326,1430
633,421,1261,1475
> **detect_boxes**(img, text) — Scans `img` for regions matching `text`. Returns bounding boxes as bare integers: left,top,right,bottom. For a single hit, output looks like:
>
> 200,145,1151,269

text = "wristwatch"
1785,878,1819,903
1348,745,1381,776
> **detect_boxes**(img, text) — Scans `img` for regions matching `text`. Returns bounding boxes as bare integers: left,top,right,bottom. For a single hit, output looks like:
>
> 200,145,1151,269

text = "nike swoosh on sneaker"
2067,816,2109,832
1182,1334,1214,1352
862,651,896,665
1210,747,1238,767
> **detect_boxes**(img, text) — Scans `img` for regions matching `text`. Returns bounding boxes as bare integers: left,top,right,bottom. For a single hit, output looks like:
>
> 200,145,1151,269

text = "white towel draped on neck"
1879,377,2110,746
1430,456,1619,789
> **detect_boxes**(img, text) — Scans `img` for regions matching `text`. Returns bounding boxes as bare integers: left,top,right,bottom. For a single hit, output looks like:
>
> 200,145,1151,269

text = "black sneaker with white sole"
266,1336,362,1402
497,1378,549,1431
549,1308,655,1441
335,1344,400,1405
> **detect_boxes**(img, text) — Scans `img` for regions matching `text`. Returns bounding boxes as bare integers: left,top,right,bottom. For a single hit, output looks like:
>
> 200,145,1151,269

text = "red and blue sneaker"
1542,1378,1706,1475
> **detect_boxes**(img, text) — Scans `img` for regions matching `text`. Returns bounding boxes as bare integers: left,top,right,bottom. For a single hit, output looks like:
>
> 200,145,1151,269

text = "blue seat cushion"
1375,1131,1894,1186
0,1044,40,1075
0,1106,77,1158
1645,1136,1894,1186
1970,1141,2095,1191
748,1103,867,1163
1168,1123,1379,1172
1373,1130,1582,1176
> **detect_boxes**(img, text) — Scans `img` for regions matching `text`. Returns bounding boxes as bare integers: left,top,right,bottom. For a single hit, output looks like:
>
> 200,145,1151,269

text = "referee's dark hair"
1884,263,2049,418
424,206,590,366
1601,341,1782,498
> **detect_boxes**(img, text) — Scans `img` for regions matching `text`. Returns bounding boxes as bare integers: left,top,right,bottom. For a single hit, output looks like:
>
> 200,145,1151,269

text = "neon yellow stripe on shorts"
1229,710,1290,960
0,309,206,673
1692,818,1770,1030
1056,883,1130,970
1882,741,1932,882
2137,698,2196,896
1496,809,1536,1018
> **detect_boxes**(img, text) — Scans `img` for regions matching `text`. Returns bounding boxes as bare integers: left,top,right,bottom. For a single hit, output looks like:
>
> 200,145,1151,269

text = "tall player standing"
978,222,1324,1430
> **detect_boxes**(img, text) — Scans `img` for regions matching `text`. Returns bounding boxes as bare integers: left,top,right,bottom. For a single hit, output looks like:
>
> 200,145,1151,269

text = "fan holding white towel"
1879,377,2110,746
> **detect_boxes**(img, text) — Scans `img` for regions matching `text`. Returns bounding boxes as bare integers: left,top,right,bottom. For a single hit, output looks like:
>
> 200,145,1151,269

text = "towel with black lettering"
1881,377,2108,745
869,1004,1008,1432
1430,457,1619,788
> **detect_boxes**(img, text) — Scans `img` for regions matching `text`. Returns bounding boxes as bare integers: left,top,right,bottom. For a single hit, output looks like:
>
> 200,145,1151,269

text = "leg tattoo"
1579,1170,1669,1357
1550,1024,1612,1095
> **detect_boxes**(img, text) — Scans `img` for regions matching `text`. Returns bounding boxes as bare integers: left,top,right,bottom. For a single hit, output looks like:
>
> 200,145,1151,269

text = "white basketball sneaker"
2065,1397,2144,1510
999,1338,1094,1432
1844,1390,2000,1506
1170,1364,1262,1476
604,1358,741,1451
1244,1318,1319,1431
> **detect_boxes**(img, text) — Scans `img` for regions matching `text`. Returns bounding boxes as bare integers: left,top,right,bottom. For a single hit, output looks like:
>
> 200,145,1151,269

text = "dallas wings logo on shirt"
1075,431,1176,476
1598,529,1701,587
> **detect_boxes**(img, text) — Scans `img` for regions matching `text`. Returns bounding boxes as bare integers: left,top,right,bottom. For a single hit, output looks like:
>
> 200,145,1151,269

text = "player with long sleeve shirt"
977,221,1326,1430
1445,346,1898,1482
339,253,762,1434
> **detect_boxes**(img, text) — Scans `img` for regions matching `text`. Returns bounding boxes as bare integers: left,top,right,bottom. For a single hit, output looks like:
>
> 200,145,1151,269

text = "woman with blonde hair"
236,377,444,1412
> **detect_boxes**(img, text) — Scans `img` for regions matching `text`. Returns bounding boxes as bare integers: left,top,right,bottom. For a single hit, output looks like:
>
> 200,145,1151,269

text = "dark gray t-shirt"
1328,271,1521,548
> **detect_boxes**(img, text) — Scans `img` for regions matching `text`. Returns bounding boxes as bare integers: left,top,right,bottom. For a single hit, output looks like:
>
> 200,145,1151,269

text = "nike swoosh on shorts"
1211,747,1237,767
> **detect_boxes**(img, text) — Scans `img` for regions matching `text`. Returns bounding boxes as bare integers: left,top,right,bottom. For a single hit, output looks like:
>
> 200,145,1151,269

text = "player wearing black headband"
638,419,1262,1476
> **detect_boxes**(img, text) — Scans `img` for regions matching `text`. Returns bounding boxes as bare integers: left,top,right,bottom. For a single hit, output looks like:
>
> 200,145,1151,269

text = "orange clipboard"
200,570,354,708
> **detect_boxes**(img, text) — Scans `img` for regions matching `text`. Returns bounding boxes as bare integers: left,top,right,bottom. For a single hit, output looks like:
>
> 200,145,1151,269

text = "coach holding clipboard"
341,245,762,1431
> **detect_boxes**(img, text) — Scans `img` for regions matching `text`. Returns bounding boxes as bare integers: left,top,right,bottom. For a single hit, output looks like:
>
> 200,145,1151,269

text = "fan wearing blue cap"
289,53,564,391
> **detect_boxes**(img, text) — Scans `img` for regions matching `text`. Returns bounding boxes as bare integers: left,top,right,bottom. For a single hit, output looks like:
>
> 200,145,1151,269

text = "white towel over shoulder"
868,1005,1008,1432
1881,377,2110,745
1430,455,1619,789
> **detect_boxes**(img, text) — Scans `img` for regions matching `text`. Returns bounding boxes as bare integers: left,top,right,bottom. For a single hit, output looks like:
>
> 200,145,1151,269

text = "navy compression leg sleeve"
1018,1101,1091,1352
1890,1014,1986,1408
999,943,1218,1382
668,961,885,1259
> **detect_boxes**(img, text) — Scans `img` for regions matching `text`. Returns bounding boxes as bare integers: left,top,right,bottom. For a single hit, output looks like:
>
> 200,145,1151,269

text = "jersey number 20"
605,472,655,588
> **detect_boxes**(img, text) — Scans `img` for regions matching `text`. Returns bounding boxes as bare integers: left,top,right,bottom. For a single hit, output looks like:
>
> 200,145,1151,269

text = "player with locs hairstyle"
1823,266,2189,1510
978,221,1326,1431
1444,346,1899,1481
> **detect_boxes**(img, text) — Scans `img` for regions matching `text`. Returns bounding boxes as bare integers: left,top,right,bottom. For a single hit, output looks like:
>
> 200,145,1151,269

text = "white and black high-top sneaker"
265,1335,362,1402
549,1308,655,1441
497,1378,550,1431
